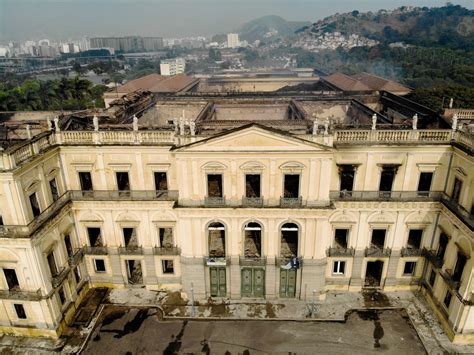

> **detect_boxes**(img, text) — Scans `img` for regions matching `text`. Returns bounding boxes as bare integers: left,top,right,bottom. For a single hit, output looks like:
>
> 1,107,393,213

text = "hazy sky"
0,0,472,41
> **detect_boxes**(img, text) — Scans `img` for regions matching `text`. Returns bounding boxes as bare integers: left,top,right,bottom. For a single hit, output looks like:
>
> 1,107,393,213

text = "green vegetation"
0,77,107,111
406,86,474,111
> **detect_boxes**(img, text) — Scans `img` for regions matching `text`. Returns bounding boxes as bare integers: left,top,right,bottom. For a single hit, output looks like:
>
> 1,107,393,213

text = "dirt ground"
82,306,426,354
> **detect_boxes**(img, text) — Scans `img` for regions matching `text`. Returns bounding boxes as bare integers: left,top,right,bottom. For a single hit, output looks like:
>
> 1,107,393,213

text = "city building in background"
90,36,164,52
160,57,186,76
227,33,240,48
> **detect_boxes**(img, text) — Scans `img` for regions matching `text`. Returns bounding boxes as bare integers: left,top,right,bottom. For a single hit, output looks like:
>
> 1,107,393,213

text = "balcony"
365,247,391,257
118,246,144,255
422,248,443,268
280,196,303,208
83,246,108,255
440,269,460,290
440,193,474,230
68,249,84,267
51,267,70,288
70,190,179,202
0,288,42,301
153,246,180,255
330,190,442,202
242,197,264,207
204,196,226,207
401,247,423,257
239,256,266,266
327,247,355,257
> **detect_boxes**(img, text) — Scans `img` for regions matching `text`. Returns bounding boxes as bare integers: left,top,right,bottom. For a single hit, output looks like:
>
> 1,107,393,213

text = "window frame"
332,260,346,276
93,259,106,273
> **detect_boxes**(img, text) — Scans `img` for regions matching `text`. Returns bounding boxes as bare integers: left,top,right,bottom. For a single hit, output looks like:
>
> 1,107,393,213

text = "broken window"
429,268,436,287
64,234,73,257
29,192,41,217
87,227,103,247
452,253,467,282
78,172,93,191
334,229,348,249
94,259,106,273
245,174,261,198
452,177,463,203
49,178,59,202
379,166,397,193
126,260,143,284
403,262,416,275
159,228,174,248
333,261,346,275
123,228,138,247
339,165,356,192
208,222,225,257
407,229,423,249
244,222,262,258
207,174,223,197
443,290,452,308
417,172,433,194
436,233,449,261
154,172,168,191
47,251,58,277
370,229,386,249
280,223,298,258
3,269,19,290
74,267,81,284
283,174,300,198
58,287,66,306
14,304,27,319
162,260,174,274
116,172,130,191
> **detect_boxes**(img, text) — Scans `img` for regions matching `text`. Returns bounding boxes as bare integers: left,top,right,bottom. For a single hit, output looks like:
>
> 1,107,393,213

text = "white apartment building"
227,33,240,48
160,57,186,76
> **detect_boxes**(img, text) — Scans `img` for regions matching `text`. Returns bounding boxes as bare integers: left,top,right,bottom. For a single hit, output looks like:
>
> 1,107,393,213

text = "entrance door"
365,261,384,287
280,268,297,298
210,267,226,297
241,268,265,298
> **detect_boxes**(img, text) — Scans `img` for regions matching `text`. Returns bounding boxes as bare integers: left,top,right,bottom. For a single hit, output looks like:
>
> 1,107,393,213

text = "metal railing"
280,196,303,207
83,246,108,255
153,246,180,255
330,190,443,201
51,267,70,288
239,256,266,266
440,270,460,291
68,249,84,267
365,247,391,257
327,247,355,257
422,248,443,268
401,247,423,257
204,196,226,207
0,288,42,301
70,190,179,201
440,193,474,230
118,246,143,255
242,196,264,207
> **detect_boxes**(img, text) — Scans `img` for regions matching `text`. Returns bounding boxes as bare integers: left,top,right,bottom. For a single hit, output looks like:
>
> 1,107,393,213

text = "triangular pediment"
173,124,330,152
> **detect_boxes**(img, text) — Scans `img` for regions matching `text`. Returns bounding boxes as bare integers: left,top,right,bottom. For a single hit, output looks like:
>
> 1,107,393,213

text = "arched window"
244,222,262,258
280,223,298,258
208,222,225,257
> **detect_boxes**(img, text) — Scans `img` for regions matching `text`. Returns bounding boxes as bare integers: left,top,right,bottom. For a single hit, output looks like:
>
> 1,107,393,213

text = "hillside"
299,5,474,50
238,15,309,43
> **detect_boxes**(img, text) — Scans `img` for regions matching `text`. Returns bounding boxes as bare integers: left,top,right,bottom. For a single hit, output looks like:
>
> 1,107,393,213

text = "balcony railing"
422,248,443,268
68,249,84,267
153,246,180,255
280,196,303,207
51,267,70,288
83,246,108,255
242,196,264,207
440,193,474,230
440,269,460,290
330,191,442,201
70,190,179,202
204,196,226,207
118,246,144,255
327,247,355,257
0,288,42,301
239,256,266,266
401,247,423,257
365,247,391,257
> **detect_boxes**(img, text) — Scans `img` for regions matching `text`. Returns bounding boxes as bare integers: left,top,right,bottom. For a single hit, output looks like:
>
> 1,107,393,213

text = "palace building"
0,89,472,343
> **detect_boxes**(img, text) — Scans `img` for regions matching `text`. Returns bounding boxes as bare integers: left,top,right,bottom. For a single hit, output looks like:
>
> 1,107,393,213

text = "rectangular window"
14,304,27,319
78,172,93,191
379,167,396,192
207,174,223,197
123,228,138,247
49,178,59,202
58,287,66,306
283,174,300,198
245,174,261,198
443,290,452,308
332,261,346,275
371,229,386,249
3,268,20,290
429,268,436,287
74,267,81,284
334,229,348,249
162,260,174,274
403,261,416,275
87,227,102,247
407,229,423,249
154,172,168,191
64,234,73,257
452,177,463,203
159,227,174,247
452,254,467,282
339,165,355,192
116,172,130,191
436,233,449,261
29,193,41,217
94,259,106,273
47,251,58,277
417,172,433,194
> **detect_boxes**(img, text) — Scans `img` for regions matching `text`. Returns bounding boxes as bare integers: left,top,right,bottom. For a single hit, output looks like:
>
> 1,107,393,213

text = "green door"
280,268,297,298
241,268,265,298
210,267,226,297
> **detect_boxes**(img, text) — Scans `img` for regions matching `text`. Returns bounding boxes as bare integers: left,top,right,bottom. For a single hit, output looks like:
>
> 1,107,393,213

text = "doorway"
126,260,143,285
241,268,265,298
280,268,297,298
365,261,384,287
210,267,226,297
